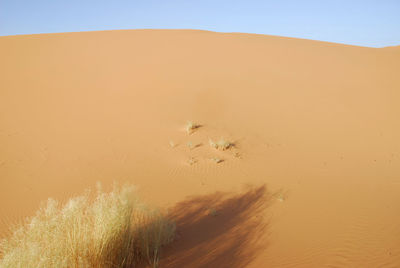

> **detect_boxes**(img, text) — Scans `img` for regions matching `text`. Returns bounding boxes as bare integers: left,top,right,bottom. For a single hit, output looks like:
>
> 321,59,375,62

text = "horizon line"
1,28,399,49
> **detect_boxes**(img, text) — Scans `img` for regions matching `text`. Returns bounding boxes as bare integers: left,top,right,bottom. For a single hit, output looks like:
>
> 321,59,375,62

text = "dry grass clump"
185,121,200,134
209,138,233,151
187,141,201,150
0,184,175,268
169,140,176,148
211,157,223,164
187,141,194,150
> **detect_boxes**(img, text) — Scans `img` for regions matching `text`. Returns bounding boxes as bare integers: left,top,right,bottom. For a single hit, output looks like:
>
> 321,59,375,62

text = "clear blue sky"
1,0,399,47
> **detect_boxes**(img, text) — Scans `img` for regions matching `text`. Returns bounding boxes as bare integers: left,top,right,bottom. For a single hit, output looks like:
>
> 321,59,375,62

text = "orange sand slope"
0,30,399,267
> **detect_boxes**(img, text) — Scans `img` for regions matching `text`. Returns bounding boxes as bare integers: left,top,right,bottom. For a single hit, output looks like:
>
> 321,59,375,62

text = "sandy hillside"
0,30,399,267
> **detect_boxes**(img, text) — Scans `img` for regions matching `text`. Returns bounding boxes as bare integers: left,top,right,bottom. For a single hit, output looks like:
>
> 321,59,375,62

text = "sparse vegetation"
187,141,201,150
187,141,194,150
209,138,233,151
185,121,200,134
169,140,176,148
211,157,223,164
276,193,286,202
0,184,175,268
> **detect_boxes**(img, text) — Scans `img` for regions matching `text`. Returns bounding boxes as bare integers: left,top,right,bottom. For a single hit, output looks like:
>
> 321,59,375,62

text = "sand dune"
0,29,399,267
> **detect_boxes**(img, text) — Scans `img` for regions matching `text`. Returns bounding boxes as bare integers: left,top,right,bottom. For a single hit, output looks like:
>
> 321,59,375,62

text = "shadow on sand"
159,185,273,268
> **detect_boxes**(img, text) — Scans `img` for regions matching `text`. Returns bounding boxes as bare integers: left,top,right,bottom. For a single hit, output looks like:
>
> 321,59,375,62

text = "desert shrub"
0,184,175,268
209,138,233,151
185,121,200,134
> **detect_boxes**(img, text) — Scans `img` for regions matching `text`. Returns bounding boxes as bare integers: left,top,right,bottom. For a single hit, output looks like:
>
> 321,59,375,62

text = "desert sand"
0,29,399,267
